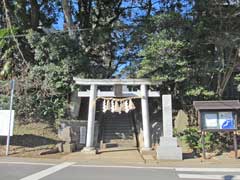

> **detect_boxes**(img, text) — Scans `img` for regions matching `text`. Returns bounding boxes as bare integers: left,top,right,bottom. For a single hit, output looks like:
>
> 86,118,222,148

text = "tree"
1,0,239,123
191,0,240,97
137,0,240,104
136,13,195,106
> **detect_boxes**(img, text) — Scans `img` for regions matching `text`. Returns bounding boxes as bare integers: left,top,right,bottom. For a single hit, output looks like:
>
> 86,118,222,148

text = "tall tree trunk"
62,0,74,35
78,0,92,28
217,48,240,97
29,0,40,30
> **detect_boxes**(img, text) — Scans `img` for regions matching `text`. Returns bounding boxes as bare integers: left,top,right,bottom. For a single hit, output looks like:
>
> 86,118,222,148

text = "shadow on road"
0,134,59,147
224,175,234,180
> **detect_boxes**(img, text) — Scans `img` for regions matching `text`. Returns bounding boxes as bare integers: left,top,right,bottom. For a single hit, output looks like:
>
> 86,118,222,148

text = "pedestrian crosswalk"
178,174,240,180
176,168,240,180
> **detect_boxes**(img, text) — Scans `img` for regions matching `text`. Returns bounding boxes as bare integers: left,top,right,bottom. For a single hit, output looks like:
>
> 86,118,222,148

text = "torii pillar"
141,84,151,151
82,84,97,153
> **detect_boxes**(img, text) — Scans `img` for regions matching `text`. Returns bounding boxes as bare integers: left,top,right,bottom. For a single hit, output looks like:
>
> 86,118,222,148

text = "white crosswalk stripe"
178,174,240,180
176,168,240,173
176,168,240,180
19,162,75,180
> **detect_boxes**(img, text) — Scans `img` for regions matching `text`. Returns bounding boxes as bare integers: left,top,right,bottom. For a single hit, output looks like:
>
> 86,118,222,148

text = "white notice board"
79,126,87,144
0,110,15,136
204,113,218,128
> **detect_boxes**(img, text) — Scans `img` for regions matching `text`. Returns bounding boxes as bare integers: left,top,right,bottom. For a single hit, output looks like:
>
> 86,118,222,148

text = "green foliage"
0,95,9,110
235,74,240,82
0,28,10,47
0,28,18,79
136,13,195,105
179,127,201,154
138,34,189,82
202,132,223,154
186,86,216,99
13,31,91,123
179,127,234,156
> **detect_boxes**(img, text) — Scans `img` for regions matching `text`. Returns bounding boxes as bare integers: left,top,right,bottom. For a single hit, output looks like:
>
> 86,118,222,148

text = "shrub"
179,127,233,156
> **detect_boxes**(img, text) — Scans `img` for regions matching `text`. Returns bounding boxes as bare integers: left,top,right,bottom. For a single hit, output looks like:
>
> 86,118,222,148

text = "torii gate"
73,78,161,153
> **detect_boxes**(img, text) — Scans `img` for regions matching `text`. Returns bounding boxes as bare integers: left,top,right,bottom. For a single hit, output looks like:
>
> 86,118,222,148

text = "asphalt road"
1,161,240,180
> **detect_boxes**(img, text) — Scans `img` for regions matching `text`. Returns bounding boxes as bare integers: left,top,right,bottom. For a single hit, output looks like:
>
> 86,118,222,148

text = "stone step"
103,129,133,133
101,113,136,148
104,117,130,120
100,144,137,149
103,131,134,135
104,117,131,120
103,133,133,139
103,134,134,138
108,139,135,143
103,124,132,128
103,134,133,137
103,122,132,126
104,124,132,128
103,138,134,141
103,131,133,134
104,126,132,129
104,140,136,145
103,135,134,140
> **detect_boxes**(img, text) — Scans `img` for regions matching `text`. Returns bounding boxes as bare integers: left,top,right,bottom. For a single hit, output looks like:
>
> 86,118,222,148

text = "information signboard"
79,126,87,144
201,111,236,131
219,112,235,129
0,110,15,136
193,100,239,159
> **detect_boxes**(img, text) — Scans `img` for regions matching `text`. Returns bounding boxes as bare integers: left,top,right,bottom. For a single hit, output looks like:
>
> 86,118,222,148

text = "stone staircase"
101,112,137,149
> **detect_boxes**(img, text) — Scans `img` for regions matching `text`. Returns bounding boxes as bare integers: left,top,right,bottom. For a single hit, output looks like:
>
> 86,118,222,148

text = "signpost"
194,101,240,159
0,80,15,156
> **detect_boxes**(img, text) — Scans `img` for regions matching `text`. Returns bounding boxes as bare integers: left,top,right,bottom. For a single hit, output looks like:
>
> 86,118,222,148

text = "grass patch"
0,121,61,157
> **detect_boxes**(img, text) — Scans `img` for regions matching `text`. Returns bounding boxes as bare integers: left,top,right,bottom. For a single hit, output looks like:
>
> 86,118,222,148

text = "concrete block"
56,142,64,152
159,137,178,147
157,146,182,160
63,143,76,153
81,147,96,154
58,127,72,143
156,137,182,160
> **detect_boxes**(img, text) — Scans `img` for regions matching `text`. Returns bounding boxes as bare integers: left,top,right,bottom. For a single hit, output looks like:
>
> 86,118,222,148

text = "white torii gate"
74,78,161,153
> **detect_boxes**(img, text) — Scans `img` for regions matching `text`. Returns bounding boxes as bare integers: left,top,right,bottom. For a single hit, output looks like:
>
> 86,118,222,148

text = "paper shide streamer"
101,97,136,114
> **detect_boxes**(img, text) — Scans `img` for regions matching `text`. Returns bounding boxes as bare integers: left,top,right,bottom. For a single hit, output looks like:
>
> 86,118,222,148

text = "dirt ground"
0,122,68,159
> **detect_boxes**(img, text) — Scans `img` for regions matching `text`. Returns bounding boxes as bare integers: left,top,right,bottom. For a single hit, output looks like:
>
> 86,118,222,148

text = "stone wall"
58,120,99,150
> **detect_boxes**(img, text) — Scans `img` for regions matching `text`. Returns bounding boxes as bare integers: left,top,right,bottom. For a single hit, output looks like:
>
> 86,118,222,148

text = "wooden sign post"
194,101,240,160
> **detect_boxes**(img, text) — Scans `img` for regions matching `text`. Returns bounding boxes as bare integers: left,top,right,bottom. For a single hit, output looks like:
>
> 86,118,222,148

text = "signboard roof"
193,100,240,110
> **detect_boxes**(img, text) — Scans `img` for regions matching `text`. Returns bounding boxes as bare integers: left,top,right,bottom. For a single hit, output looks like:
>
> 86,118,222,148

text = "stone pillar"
69,91,81,118
157,95,182,160
163,94,173,137
83,84,97,153
140,84,151,151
